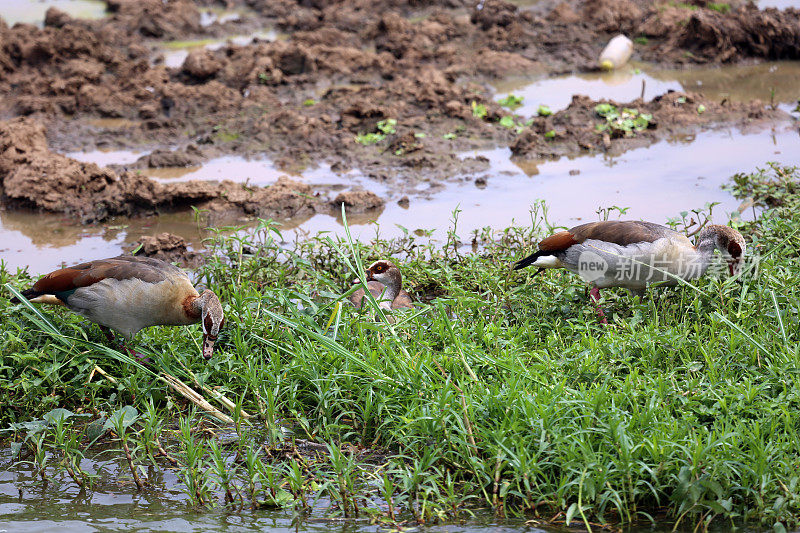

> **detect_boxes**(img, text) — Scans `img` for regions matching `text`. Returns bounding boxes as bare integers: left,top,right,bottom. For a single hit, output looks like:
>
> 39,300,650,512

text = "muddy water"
493,61,800,117
308,126,798,243
3,126,796,274
0,0,106,26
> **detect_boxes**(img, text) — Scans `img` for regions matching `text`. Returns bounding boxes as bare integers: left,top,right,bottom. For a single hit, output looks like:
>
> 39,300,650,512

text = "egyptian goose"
14,256,224,359
349,260,413,310
513,221,746,321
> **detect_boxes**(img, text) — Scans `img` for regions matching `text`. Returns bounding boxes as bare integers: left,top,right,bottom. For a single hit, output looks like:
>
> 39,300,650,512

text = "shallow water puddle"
66,148,144,166
139,155,359,189
494,61,800,117
0,208,209,273
0,0,106,26
3,127,797,274
295,127,799,244
0,449,546,533
758,0,800,7
159,30,278,69
64,151,373,189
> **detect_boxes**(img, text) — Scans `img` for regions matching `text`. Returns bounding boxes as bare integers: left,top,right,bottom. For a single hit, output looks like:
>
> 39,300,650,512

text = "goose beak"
202,334,215,360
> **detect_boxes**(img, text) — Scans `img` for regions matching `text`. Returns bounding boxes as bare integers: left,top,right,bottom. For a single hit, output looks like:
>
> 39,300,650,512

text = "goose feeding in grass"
349,260,413,310
13,256,224,359
513,221,746,322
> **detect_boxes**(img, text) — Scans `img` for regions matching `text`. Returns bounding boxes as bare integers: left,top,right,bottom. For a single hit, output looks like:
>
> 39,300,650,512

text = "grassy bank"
1,164,799,530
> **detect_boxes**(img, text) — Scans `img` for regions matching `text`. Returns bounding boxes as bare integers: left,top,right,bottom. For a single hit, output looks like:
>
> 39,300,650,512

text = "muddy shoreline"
1,0,799,226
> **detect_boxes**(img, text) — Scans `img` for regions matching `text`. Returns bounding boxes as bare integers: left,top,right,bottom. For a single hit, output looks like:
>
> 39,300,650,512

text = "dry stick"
200,386,252,419
177,359,252,418
88,364,118,384
159,373,234,424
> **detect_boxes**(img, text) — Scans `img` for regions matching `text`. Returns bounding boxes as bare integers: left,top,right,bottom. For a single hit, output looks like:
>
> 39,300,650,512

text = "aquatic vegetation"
594,103,653,137
355,118,397,145
471,101,488,119
105,405,145,489
497,94,523,110
2,165,800,530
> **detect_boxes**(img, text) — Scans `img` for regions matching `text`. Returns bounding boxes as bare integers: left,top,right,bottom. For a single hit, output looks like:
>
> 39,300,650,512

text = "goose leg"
588,286,608,325
99,326,150,363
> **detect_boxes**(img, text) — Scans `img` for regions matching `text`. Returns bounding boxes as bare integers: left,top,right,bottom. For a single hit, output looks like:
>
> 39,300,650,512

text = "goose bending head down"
14,256,225,360
513,220,746,322
349,260,413,310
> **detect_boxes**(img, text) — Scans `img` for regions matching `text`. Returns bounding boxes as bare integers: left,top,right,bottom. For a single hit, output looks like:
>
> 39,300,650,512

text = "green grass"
2,165,800,529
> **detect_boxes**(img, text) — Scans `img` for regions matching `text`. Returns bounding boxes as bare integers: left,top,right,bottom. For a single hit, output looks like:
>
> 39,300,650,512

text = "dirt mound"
510,90,789,160
0,118,321,222
131,232,204,268
331,190,385,212
638,2,800,63
105,0,202,38
671,4,800,62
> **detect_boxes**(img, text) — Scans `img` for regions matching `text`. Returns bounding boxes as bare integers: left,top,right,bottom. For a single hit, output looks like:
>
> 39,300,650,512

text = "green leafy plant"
537,104,552,117
497,94,523,109
471,101,488,119
708,2,730,13
355,118,397,145
499,115,515,129
594,104,653,137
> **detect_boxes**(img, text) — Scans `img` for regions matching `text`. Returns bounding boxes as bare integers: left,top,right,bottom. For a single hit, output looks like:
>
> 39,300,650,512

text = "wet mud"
509,90,791,160
128,231,204,267
0,117,386,226
0,0,798,225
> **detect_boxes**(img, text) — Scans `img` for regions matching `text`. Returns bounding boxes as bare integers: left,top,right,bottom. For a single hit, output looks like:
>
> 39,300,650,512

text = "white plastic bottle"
599,34,633,71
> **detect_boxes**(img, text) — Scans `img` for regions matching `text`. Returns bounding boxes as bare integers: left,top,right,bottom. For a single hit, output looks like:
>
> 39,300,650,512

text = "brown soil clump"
510,90,790,160
0,118,319,222
132,146,206,168
131,231,204,268
332,190,385,212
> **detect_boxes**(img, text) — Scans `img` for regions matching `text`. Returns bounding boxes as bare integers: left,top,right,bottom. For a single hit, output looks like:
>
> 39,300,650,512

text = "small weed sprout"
471,101,488,119
497,94,523,109
355,118,397,145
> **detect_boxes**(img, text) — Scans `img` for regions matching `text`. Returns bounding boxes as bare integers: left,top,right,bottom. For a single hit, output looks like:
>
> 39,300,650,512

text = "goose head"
193,289,225,360
696,225,746,276
365,260,403,292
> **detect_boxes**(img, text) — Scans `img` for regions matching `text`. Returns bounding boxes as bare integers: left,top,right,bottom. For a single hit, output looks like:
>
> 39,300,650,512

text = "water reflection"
493,61,800,116
0,0,107,27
